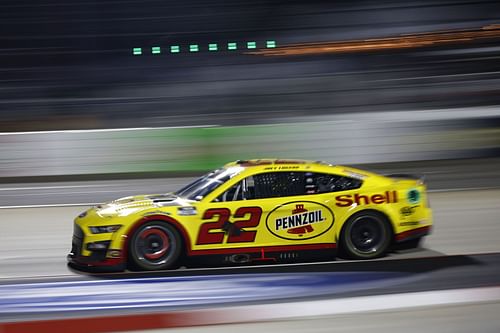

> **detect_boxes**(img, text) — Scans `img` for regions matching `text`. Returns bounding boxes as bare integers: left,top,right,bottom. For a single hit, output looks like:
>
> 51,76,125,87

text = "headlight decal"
89,225,122,234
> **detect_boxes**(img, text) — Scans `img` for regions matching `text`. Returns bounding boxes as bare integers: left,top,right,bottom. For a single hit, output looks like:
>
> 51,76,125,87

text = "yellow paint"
74,159,432,258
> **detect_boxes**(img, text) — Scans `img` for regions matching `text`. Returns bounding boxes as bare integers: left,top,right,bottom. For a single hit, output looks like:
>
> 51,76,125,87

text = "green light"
246,41,257,49
227,42,237,50
170,45,180,53
189,44,199,52
266,40,276,48
133,47,142,55
151,46,161,54
208,43,218,51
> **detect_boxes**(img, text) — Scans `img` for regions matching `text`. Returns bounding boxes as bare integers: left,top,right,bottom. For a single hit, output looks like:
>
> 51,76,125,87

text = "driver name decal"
266,201,334,241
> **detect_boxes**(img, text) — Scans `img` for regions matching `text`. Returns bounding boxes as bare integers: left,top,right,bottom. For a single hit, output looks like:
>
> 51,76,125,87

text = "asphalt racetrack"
1,188,499,279
0,166,499,332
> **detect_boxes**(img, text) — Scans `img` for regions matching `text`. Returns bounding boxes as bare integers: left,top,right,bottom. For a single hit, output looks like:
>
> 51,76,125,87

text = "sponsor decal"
266,201,334,240
177,206,197,216
407,189,420,204
400,205,419,216
400,221,420,226
275,204,325,232
263,165,300,171
335,191,398,207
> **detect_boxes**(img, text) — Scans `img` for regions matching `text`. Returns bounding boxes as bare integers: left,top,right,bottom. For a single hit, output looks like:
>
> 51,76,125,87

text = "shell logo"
265,201,335,241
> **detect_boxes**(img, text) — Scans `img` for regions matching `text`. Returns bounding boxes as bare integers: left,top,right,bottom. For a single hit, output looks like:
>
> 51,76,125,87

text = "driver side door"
193,178,269,250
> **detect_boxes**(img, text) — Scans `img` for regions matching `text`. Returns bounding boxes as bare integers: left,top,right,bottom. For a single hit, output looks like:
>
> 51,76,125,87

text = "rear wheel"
340,211,392,259
128,221,182,271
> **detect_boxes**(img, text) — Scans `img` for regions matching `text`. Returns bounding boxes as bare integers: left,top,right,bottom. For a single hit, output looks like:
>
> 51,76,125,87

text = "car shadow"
70,249,487,280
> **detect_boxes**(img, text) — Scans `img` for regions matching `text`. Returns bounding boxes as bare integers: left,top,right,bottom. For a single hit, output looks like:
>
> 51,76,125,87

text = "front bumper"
68,223,126,272
67,252,126,272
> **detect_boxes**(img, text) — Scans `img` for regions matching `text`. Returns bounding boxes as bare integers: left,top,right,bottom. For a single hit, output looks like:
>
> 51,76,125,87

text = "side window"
304,172,362,194
252,172,305,199
215,171,362,201
216,172,306,201
217,181,244,202
215,177,256,202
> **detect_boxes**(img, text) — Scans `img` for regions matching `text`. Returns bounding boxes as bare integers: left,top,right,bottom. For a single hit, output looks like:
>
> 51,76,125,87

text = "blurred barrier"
1,107,499,178
2,286,500,333
0,272,402,315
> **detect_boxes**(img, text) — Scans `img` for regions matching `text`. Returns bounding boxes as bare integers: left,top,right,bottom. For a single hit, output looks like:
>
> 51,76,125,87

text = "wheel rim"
134,225,176,266
349,216,385,254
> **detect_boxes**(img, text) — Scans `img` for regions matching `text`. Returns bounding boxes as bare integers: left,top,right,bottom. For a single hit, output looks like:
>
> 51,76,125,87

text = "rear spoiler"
385,173,426,185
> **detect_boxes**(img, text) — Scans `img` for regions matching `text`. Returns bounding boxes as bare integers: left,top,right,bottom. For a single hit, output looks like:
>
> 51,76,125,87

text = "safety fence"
1,107,499,178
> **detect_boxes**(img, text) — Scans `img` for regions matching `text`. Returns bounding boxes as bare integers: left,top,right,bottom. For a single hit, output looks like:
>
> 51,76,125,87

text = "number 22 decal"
196,207,262,245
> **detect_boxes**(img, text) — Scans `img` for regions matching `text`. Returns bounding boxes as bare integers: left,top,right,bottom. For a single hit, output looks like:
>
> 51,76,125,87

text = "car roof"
223,159,383,181
224,159,328,168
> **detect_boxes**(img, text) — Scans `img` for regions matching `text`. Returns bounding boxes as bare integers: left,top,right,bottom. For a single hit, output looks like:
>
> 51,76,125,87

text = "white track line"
0,203,96,209
0,185,106,191
1,287,499,332
224,286,500,322
0,125,218,136
428,186,499,193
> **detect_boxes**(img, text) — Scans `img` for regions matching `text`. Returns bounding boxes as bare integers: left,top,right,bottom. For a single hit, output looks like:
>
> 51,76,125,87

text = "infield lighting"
133,40,277,54
266,40,276,48
151,46,161,54
247,41,257,49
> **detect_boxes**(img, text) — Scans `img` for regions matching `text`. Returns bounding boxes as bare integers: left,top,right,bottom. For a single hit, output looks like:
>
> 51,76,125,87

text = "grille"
73,223,83,238
71,224,84,256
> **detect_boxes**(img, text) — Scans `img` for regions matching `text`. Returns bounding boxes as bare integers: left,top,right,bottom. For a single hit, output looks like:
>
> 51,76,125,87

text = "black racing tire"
340,211,392,260
128,221,182,271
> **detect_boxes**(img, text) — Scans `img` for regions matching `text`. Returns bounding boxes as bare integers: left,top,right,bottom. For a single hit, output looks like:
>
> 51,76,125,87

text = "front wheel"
340,211,392,259
128,221,182,271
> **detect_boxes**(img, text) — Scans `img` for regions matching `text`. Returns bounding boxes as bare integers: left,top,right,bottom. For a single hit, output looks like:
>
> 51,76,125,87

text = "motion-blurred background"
1,0,500,177
2,2,500,332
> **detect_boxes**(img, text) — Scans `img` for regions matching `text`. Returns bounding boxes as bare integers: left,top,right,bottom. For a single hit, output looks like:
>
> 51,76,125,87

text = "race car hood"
96,193,192,217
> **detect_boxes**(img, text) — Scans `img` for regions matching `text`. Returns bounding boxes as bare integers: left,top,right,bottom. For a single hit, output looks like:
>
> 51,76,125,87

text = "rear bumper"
395,225,432,242
67,253,126,272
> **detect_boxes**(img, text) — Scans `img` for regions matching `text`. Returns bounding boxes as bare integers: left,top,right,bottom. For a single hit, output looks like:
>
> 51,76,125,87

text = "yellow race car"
68,159,432,271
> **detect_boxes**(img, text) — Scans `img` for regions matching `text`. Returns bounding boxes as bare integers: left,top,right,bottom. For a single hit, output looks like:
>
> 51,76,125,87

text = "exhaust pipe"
229,253,251,264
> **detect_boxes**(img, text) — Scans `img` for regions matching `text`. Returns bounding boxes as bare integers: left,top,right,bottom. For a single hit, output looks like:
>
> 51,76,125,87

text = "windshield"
175,166,244,201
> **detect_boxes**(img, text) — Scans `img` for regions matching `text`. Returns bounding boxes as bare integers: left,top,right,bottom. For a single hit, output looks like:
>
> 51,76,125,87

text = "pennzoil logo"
275,204,324,232
266,201,334,241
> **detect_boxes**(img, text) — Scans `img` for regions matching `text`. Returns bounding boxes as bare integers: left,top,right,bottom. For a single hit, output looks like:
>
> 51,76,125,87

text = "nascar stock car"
68,159,432,271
